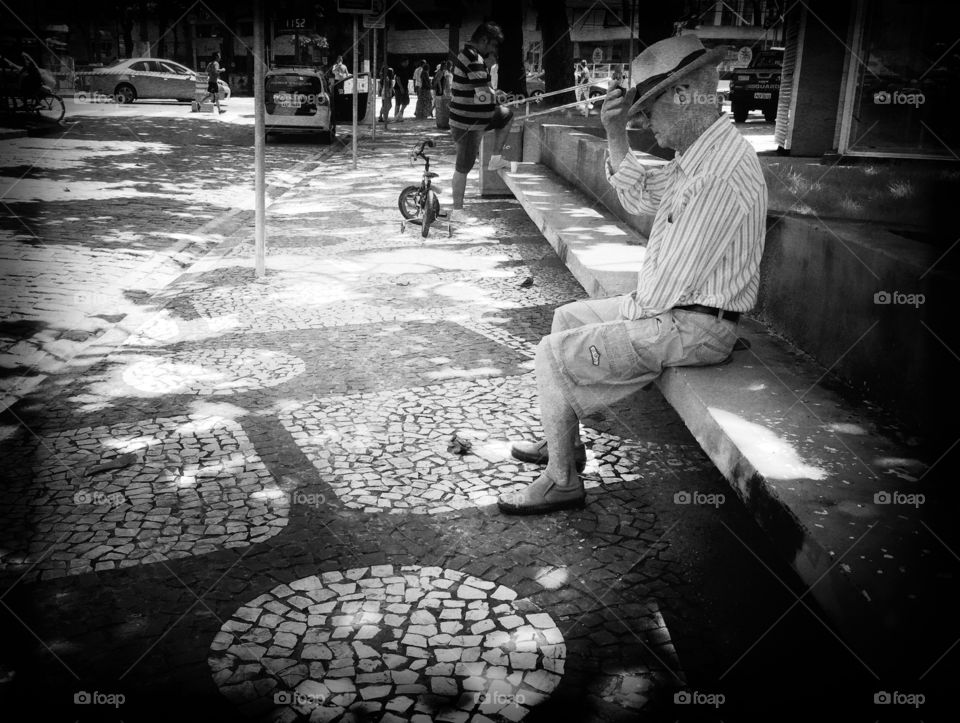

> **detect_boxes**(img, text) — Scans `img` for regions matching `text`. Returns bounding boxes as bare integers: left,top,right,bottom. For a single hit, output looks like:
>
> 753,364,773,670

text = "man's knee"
534,337,555,377
550,302,582,334
454,148,476,174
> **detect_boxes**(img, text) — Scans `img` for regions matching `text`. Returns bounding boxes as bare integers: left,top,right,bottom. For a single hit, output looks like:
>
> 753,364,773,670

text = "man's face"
635,85,691,149
475,37,500,59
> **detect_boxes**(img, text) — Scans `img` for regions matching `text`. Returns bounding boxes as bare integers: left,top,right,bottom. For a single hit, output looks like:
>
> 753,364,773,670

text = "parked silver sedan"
77,58,230,104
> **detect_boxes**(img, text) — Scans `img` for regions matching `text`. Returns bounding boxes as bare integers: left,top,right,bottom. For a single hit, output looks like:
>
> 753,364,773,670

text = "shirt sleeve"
605,151,673,216
619,175,745,320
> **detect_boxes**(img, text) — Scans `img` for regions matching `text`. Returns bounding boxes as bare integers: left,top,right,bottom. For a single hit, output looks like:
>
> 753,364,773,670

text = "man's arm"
600,86,632,169
600,85,673,216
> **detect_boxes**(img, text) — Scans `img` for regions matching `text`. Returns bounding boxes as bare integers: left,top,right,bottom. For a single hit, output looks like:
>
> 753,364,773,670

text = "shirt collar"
675,113,734,175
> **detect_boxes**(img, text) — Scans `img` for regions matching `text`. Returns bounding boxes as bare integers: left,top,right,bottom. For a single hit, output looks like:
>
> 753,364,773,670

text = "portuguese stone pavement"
0,120,864,722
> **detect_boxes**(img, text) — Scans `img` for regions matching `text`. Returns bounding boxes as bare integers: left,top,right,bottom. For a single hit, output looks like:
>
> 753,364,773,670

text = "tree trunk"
533,0,574,104
220,1,237,69
156,2,167,58
448,3,462,64
138,0,149,56
491,0,525,95
121,9,134,59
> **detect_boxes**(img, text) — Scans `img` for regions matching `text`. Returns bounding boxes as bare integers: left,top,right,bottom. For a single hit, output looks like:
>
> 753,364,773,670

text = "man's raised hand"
600,86,636,135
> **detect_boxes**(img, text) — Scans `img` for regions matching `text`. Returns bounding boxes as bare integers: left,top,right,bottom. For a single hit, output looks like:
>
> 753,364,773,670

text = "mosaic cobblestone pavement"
0,119,870,722
0,415,296,580
209,565,565,722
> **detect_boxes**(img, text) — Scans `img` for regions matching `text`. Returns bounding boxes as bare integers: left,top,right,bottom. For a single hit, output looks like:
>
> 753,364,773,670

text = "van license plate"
754,92,772,99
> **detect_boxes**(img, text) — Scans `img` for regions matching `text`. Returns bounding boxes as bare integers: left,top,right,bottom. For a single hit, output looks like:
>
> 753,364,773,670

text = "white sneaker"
487,155,511,171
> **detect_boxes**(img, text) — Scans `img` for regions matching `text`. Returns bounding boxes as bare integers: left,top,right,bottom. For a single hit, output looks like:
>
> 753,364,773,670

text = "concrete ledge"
500,161,943,668
502,162,646,297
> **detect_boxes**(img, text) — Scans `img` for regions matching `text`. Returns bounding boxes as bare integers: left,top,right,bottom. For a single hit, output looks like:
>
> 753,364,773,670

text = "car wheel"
763,107,777,123
115,83,136,104
732,101,748,123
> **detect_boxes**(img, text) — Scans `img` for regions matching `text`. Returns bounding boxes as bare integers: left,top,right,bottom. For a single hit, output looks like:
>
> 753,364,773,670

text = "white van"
264,66,335,142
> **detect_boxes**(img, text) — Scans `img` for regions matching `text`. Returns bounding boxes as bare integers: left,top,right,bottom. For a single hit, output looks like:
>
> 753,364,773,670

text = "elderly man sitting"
499,35,767,515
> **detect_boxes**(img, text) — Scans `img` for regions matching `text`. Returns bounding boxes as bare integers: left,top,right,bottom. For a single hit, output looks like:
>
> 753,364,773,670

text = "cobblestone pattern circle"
209,565,566,721
0,416,294,580
120,347,306,395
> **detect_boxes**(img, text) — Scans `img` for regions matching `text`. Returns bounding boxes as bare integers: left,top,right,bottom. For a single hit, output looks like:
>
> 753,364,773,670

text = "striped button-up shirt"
450,44,494,130
606,114,767,320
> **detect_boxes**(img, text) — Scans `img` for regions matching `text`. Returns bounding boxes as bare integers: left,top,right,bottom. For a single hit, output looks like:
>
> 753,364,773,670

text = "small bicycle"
398,138,451,238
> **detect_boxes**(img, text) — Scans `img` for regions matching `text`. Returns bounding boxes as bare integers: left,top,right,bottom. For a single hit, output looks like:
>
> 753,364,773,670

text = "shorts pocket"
677,314,737,365
553,316,668,387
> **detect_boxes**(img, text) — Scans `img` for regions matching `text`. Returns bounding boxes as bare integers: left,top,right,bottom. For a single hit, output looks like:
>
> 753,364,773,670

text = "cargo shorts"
540,296,739,418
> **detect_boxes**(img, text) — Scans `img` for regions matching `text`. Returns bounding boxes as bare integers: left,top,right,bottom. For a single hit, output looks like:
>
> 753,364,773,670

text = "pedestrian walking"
393,58,411,121
448,22,515,222
196,51,226,114
575,59,591,116
434,60,453,129
497,35,765,515
378,64,394,123
414,59,433,119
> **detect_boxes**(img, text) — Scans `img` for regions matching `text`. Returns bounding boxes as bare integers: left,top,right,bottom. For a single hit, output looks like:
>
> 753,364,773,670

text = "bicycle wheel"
421,190,437,238
34,93,65,123
398,185,421,219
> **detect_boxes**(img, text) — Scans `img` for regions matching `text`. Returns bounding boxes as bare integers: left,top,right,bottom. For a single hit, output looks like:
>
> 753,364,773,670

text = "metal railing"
501,82,598,119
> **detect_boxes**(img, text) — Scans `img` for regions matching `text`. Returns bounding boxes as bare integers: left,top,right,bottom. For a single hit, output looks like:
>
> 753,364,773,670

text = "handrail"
499,82,597,119
501,82,581,107
520,98,598,120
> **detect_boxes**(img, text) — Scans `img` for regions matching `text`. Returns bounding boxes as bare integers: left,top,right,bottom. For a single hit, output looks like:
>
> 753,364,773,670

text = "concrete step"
500,160,948,669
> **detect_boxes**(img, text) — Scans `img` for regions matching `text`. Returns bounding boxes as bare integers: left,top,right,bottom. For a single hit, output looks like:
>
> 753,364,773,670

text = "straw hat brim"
628,47,726,117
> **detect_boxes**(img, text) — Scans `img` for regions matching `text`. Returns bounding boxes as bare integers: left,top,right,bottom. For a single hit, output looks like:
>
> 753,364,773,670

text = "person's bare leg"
491,115,514,156
535,343,581,488
451,170,467,209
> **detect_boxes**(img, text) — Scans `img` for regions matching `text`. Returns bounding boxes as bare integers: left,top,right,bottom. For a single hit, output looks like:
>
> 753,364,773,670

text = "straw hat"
627,34,724,116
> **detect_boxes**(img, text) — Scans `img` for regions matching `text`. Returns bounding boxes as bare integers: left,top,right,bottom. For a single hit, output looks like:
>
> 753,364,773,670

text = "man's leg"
451,130,480,210
535,341,581,488
497,339,585,514
486,107,515,171
491,113,514,156
451,171,468,209
511,297,624,465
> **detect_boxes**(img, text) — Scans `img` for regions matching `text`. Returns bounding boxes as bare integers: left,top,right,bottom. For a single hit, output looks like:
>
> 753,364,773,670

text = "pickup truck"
730,47,783,123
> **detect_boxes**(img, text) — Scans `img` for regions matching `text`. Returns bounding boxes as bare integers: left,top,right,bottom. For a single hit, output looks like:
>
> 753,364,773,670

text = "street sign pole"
254,0,266,276
352,16,359,169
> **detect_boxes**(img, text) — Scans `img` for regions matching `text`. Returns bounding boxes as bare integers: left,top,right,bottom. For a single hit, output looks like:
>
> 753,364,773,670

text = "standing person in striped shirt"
498,35,767,515
448,21,515,222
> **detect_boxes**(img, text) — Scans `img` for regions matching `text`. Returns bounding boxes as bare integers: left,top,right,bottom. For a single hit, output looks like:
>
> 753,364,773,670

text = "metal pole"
627,0,635,85
254,0,266,277
352,15,358,169
371,27,377,141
